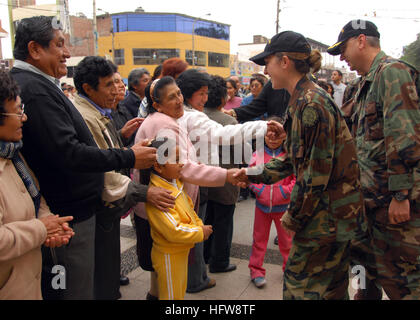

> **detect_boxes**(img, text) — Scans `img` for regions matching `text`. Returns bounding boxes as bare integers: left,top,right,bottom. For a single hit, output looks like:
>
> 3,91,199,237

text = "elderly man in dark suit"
10,16,173,300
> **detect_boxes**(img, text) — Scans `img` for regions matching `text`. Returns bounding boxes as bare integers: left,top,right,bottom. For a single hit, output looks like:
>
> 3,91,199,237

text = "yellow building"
98,12,231,81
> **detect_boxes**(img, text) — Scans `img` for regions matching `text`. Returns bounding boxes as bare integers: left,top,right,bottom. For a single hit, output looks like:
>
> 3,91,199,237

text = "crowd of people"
0,15,419,301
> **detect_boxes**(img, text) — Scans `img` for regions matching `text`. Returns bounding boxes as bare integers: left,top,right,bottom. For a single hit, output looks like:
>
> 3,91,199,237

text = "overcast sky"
1,0,419,70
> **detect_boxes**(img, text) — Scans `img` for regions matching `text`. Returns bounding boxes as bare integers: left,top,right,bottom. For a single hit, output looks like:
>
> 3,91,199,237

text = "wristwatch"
393,191,409,202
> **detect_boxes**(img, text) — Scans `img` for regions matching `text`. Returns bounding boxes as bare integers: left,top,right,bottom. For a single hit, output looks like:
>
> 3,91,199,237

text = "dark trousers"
204,200,235,270
369,207,420,300
94,212,121,300
41,215,96,300
186,201,211,293
133,214,154,272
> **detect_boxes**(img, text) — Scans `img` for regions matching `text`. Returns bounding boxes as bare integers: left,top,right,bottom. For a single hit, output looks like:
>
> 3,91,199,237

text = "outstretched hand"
267,120,286,141
121,117,144,139
230,168,249,188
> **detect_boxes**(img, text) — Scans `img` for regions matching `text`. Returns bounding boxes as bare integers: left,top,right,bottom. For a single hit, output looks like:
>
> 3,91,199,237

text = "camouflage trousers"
349,213,383,299
283,240,351,300
350,206,420,300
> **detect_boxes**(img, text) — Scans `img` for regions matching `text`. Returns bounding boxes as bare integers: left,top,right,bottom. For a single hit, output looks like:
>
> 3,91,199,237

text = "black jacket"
121,91,141,119
111,103,136,147
234,80,290,122
11,68,135,222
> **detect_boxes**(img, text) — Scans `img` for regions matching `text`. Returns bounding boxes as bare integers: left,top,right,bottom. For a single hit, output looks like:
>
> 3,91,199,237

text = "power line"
281,5,420,21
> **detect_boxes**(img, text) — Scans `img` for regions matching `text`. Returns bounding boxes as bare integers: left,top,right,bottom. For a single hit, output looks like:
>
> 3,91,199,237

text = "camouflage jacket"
248,76,366,245
340,77,361,126
350,51,420,220
343,77,362,106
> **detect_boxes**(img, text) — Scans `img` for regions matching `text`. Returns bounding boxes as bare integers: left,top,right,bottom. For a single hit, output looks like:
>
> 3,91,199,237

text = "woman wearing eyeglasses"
0,70,74,300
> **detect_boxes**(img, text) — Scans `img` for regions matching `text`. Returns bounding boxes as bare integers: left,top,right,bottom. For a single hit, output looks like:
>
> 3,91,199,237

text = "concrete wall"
66,16,95,57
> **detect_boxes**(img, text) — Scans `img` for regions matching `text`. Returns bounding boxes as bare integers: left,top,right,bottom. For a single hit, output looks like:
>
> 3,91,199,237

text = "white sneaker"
252,277,266,288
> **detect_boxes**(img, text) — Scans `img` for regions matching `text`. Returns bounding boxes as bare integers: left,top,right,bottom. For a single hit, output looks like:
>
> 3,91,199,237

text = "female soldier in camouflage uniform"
235,31,367,300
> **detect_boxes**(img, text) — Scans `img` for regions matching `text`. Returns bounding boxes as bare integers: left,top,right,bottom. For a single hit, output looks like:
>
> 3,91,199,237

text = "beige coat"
0,157,52,300
73,94,131,203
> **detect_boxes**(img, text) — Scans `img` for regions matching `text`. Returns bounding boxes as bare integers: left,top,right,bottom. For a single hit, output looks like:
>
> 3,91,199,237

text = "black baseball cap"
249,31,311,66
327,20,380,56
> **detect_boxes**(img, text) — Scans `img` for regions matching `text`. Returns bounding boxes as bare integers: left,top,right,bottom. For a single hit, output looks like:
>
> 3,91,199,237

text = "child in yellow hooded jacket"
142,138,213,300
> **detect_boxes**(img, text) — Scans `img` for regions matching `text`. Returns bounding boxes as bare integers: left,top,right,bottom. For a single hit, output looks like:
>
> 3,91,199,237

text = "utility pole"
276,0,280,34
8,0,15,51
57,0,72,36
111,25,115,63
93,0,98,56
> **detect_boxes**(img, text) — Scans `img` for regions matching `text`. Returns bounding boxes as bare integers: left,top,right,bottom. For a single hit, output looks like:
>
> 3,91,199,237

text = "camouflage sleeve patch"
302,106,319,128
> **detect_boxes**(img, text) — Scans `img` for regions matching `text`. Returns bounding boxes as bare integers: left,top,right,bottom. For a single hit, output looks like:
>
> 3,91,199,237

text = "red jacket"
249,145,296,213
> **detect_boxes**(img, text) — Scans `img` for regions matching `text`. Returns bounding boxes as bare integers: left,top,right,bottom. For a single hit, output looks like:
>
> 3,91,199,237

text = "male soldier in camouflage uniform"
328,19,420,300
343,77,361,106
340,77,361,126
235,31,367,300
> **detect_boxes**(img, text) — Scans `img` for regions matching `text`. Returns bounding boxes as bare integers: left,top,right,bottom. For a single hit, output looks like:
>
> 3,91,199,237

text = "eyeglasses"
339,37,356,55
0,104,25,119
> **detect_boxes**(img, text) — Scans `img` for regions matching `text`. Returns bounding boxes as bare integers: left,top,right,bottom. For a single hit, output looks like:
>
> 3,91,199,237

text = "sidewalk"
119,198,368,300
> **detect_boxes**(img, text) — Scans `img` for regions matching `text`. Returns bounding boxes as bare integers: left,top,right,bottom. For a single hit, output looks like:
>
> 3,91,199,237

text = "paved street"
119,197,381,300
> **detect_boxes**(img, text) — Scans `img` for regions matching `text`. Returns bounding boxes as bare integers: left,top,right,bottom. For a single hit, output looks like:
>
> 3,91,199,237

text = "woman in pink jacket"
132,76,239,299
248,117,296,288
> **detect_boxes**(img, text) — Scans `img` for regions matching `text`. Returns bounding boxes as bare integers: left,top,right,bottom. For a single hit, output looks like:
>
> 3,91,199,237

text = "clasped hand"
226,168,249,188
39,215,75,248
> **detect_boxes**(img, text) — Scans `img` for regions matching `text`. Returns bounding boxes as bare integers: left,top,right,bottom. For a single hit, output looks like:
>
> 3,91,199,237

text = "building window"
185,50,206,66
208,52,229,68
114,49,125,65
133,48,180,65
193,22,230,41
116,18,120,32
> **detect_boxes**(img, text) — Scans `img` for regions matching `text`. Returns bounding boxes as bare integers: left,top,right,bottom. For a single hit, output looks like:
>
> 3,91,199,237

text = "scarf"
0,140,41,216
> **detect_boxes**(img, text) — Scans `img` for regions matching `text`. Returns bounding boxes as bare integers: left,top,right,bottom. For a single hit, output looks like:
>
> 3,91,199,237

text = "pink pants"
249,207,292,279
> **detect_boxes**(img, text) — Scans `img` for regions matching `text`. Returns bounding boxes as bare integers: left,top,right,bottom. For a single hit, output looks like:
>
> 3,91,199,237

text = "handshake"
225,120,285,188
39,215,75,248
226,168,249,188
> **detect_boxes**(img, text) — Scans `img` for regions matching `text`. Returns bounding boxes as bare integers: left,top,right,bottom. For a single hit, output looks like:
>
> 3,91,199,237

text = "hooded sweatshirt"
249,145,296,213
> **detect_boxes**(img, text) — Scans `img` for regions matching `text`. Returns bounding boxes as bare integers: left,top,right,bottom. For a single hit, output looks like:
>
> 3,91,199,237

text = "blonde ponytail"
279,49,322,75
308,49,322,74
